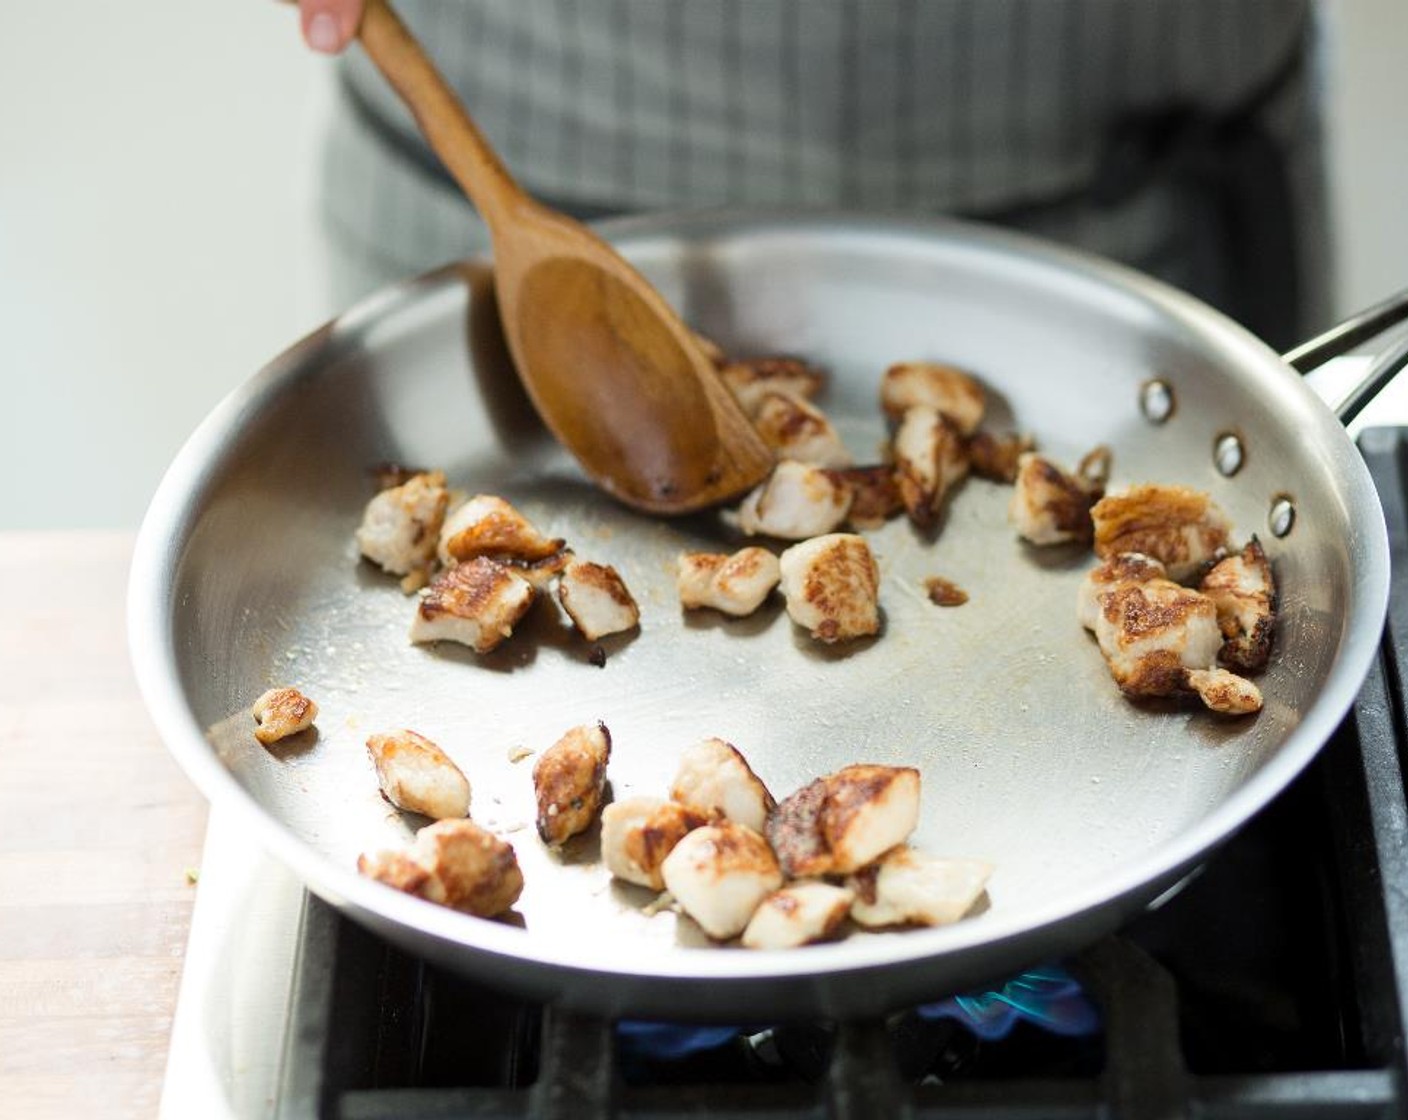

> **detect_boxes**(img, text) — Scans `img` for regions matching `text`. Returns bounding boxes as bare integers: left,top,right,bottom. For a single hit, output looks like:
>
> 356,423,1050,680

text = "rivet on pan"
1269,495,1296,538
1140,379,1175,424
1214,432,1244,477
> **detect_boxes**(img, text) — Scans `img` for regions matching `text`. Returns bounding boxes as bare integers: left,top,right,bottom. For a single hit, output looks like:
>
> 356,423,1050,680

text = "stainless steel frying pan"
129,212,1396,1021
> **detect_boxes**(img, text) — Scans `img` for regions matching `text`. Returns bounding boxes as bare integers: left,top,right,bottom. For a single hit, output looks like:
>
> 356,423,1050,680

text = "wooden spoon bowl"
356,0,773,513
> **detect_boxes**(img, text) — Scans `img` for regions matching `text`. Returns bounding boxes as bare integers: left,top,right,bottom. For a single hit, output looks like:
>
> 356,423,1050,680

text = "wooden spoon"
354,0,773,513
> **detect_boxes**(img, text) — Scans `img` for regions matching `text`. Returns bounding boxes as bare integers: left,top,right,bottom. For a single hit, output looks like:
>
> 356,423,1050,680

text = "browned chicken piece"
600,796,708,890
1075,552,1167,630
738,460,853,540
532,721,612,846
660,822,784,940
358,818,523,918
880,362,985,435
557,559,641,641
437,494,566,567
409,558,536,653
1081,568,1263,715
670,737,777,834
676,548,781,617
752,391,854,468
848,848,992,928
356,470,450,580
826,465,904,529
893,406,970,531
766,778,834,878
968,431,1035,484
1199,538,1277,673
366,729,471,820
719,356,826,415
820,764,921,873
1008,448,1109,545
252,686,318,746
1091,484,1232,583
741,881,856,950
778,533,881,643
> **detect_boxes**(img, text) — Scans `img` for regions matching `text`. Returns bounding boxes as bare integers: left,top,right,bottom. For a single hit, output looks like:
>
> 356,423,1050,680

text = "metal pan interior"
130,213,1388,1019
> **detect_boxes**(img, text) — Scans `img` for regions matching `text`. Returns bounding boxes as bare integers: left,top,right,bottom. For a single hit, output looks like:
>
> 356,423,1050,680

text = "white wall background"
1,1,1404,530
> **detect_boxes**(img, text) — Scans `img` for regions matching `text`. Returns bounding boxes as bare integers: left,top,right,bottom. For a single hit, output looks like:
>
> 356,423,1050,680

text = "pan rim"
128,209,1391,997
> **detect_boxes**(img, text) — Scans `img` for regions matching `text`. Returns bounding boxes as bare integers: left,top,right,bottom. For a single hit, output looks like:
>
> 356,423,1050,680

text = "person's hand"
299,0,363,54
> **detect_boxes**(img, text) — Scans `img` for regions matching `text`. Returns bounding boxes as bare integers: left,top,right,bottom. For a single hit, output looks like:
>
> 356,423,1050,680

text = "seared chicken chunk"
1009,448,1109,545
767,778,834,878
738,460,853,540
1080,564,1263,714
670,737,777,834
767,765,921,876
968,431,1035,484
1092,484,1232,583
778,533,881,643
742,881,855,950
752,391,853,468
557,559,640,641
660,822,784,940
437,494,565,568
366,729,471,819
252,687,318,745
825,465,904,529
676,548,781,617
601,796,708,890
719,356,826,415
1075,552,1167,630
532,722,612,846
409,558,536,653
820,764,921,873
848,847,992,928
893,406,969,531
880,362,985,435
356,470,450,579
1199,538,1277,672
358,818,523,918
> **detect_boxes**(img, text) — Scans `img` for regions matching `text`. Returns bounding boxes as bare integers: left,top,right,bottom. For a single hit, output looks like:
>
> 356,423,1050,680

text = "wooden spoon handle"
356,0,527,228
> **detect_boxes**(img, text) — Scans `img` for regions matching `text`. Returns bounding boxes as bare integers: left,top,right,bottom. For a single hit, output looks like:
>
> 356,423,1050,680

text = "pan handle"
1280,287,1408,425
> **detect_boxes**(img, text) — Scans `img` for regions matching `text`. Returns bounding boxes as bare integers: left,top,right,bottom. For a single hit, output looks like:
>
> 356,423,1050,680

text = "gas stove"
159,418,1408,1120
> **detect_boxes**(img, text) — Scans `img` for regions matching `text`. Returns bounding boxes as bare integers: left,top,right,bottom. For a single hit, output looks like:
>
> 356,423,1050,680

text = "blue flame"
616,1021,743,1060
916,965,1101,1040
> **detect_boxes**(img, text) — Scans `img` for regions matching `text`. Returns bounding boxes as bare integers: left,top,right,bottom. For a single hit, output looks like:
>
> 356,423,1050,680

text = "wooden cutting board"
0,532,207,1120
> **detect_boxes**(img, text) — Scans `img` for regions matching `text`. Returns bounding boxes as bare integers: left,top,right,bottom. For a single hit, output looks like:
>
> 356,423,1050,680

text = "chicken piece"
752,391,853,468
825,465,904,529
968,431,1035,484
767,778,834,878
893,406,969,531
1087,578,1224,698
719,356,826,415
1009,449,1108,546
601,796,708,890
356,470,450,579
848,847,992,928
437,494,565,567
820,764,921,873
252,687,318,746
1186,668,1264,715
670,737,777,834
738,460,853,540
1091,484,1232,583
358,818,523,918
532,721,612,845
409,558,536,652
880,362,985,435
556,559,641,641
1200,538,1277,672
741,881,856,950
778,533,881,643
660,822,784,940
365,729,471,820
676,548,781,617
1075,552,1167,630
